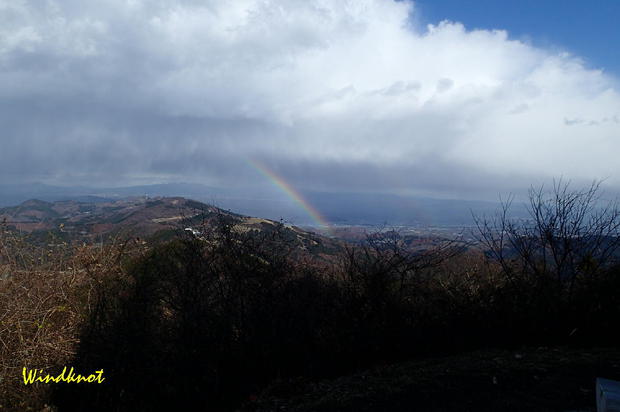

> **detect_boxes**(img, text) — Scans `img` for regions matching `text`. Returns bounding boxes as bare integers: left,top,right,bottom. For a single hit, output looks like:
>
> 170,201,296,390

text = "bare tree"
342,228,465,302
473,180,620,294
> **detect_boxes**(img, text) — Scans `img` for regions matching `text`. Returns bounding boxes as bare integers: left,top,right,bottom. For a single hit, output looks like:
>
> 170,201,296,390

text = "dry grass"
0,226,143,410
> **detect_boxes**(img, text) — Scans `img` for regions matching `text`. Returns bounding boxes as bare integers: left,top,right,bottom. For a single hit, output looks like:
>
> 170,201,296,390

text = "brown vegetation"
0,224,144,410
0,182,618,411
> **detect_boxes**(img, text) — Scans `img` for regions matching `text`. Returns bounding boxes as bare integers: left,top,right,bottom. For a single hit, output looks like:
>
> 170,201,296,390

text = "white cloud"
0,0,618,195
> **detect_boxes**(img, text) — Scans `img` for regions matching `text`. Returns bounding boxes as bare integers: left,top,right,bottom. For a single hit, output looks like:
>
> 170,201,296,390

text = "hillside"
0,197,216,237
0,197,342,257
2,188,619,412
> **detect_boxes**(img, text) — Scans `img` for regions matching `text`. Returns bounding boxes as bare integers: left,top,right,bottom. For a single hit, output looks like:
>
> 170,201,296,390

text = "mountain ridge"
0,196,342,259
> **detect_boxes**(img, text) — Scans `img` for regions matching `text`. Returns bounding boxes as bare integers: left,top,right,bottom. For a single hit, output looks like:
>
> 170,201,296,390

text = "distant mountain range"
0,182,529,227
0,182,222,206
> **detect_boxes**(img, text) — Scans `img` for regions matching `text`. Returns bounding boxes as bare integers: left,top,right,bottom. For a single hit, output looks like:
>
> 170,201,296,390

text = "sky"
415,0,620,75
1,0,619,201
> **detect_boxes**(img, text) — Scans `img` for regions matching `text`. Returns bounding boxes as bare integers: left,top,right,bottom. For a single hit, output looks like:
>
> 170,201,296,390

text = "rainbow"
248,159,331,232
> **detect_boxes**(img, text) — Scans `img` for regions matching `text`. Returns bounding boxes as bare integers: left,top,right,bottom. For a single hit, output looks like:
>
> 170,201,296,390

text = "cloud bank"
1,0,619,198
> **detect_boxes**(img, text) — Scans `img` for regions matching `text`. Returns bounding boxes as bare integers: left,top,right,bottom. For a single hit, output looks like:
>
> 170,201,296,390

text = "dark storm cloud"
1,0,619,197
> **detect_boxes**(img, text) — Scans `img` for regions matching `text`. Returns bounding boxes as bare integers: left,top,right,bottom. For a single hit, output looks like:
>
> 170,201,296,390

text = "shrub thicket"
0,225,143,410
1,182,619,411
55,207,620,411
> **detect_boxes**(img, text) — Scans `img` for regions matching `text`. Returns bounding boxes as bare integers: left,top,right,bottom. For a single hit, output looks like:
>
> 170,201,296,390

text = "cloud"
0,0,619,198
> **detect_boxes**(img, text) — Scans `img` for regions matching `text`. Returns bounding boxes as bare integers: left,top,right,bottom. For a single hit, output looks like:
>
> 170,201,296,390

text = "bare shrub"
474,180,620,288
472,180,620,341
0,224,141,411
